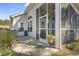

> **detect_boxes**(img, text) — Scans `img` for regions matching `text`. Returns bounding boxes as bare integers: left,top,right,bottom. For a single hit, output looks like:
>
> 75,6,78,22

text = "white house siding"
12,14,28,36
23,3,61,48
11,3,61,49
18,15,28,31
13,17,21,30
26,3,43,39
16,15,28,36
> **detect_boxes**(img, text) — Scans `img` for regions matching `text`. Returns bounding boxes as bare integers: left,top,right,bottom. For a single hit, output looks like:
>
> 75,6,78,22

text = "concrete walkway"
12,36,58,56
16,36,51,46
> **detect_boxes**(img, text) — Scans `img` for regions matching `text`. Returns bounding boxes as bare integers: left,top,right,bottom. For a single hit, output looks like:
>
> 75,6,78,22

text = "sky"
0,3,29,20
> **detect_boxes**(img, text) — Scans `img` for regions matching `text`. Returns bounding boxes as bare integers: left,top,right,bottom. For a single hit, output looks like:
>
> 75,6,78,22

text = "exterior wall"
18,15,28,31
12,3,61,49
26,3,61,48
12,17,21,30
12,13,28,31
16,15,28,36
12,14,28,36
12,4,43,38
26,3,43,39
11,3,79,49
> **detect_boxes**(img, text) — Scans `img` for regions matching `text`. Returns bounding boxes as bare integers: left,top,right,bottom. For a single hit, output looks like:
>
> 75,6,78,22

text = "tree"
0,19,11,26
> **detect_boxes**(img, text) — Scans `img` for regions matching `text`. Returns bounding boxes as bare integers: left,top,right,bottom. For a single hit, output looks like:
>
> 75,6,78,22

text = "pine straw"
51,45,72,56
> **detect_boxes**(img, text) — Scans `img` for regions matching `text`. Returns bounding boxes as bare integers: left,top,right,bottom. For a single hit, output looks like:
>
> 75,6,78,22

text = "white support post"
55,3,61,49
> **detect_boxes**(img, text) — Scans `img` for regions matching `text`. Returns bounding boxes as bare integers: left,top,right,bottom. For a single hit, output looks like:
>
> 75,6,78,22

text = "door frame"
35,3,61,49
39,14,49,44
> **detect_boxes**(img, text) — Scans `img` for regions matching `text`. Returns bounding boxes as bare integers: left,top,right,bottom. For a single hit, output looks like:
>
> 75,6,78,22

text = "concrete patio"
12,36,58,56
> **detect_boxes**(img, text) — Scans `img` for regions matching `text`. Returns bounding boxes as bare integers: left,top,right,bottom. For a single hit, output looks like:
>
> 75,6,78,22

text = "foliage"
0,47,17,56
48,35,55,45
0,19,11,26
0,29,17,56
0,29,16,47
51,39,79,56
66,41,79,51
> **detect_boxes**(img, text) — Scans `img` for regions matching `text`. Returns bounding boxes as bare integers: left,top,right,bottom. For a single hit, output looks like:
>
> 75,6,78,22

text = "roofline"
24,3,37,14
10,3,36,19
10,13,27,19
10,12,24,17
10,3,79,20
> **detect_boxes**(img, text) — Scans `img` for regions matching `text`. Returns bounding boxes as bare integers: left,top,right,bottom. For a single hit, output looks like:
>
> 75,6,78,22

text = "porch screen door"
39,15,48,44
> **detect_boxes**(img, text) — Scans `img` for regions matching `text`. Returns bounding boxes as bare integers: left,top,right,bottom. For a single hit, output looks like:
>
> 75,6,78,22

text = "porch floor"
12,36,58,56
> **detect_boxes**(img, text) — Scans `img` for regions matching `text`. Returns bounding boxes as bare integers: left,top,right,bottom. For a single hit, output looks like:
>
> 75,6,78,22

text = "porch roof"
10,12,27,19
10,3,79,19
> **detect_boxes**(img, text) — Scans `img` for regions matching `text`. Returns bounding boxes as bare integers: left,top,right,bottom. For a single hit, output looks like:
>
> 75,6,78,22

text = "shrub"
0,29,17,56
0,47,17,56
66,42,79,51
48,35,55,45
0,29,16,47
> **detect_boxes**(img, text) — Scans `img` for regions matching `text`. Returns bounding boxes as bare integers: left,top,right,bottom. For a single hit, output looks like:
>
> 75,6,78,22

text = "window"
18,22,24,31
28,16,32,32
36,8,40,39
40,17,46,28
28,21,32,32
28,16,32,20
40,3,47,17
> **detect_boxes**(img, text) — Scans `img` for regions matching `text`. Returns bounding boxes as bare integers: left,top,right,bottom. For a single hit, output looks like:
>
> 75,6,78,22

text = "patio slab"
16,36,51,46
12,36,58,56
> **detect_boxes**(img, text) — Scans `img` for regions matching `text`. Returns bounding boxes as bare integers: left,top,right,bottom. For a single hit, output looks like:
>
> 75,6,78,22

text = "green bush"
0,29,17,56
0,47,17,56
0,29,16,47
67,42,79,51
48,35,55,45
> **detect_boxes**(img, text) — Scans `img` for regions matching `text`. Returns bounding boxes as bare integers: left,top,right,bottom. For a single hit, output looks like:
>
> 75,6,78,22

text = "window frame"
28,19,32,32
